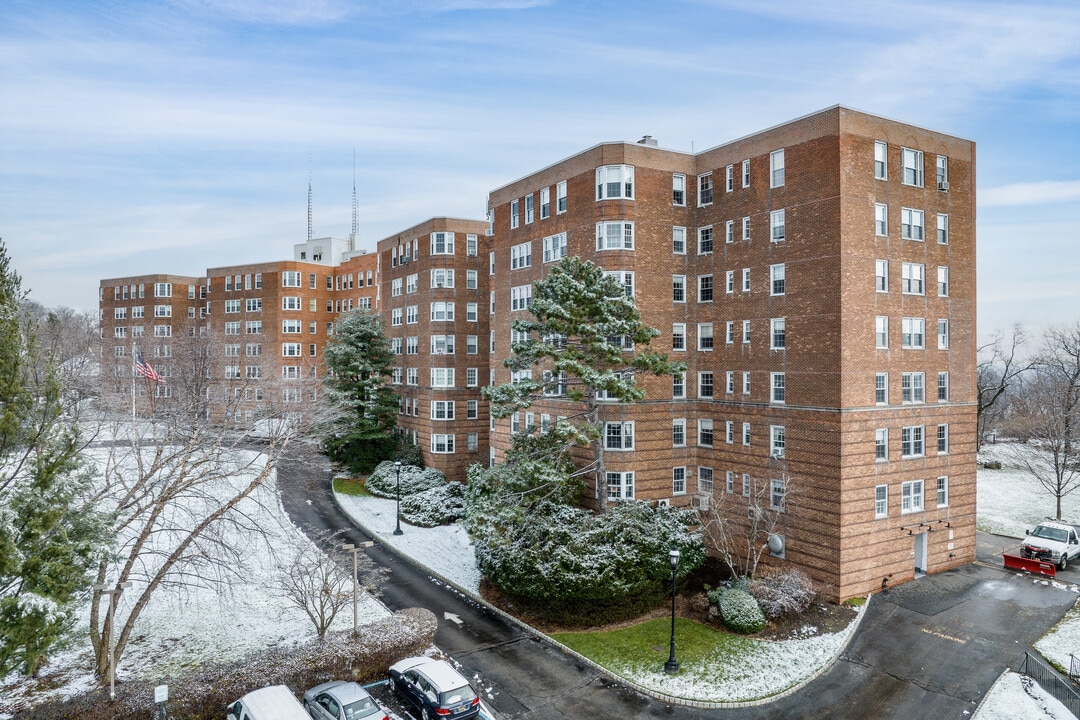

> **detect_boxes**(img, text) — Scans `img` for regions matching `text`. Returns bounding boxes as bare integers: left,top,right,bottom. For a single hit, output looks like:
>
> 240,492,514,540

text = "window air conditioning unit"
656,499,670,508
691,495,709,510
938,181,950,191
772,449,785,458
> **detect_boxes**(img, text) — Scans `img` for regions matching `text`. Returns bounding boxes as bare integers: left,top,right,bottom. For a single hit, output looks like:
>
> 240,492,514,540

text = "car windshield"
343,697,378,719
440,684,477,707
1032,526,1068,543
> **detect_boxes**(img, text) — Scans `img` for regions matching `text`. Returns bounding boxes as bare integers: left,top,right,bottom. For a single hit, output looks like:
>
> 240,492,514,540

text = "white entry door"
914,532,928,576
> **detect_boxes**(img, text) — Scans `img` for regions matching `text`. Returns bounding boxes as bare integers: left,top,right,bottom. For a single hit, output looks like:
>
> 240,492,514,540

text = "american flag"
135,352,165,383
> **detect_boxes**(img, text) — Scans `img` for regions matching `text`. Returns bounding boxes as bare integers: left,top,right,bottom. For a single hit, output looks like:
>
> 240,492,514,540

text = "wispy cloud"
981,180,1080,207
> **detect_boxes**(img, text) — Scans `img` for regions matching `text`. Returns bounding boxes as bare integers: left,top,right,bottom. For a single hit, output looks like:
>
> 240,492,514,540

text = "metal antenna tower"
350,149,359,248
307,168,313,242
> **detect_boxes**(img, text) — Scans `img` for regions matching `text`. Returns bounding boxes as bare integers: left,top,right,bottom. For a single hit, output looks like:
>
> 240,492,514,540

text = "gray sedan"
303,681,387,720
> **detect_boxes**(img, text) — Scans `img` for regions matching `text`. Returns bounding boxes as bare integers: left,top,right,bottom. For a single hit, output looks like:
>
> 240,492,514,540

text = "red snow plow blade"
1003,552,1056,578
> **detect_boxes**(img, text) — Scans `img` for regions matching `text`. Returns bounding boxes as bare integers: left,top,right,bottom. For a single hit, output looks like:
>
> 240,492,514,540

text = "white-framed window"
937,155,949,187
901,207,925,241
875,484,888,518
771,318,786,349
743,371,751,395
430,231,455,255
901,426,925,458
245,320,261,334
698,275,713,302
430,268,455,289
672,323,686,351
511,242,532,269
607,472,635,500
390,368,402,386
510,199,519,228
741,159,750,188
726,321,735,345
224,321,240,335
771,263,785,296
770,425,786,457
511,285,533,311
246,298,262,312
936,475,949,507
938,266,949,297
113,326,127,338
673,467,686,495
726,270,735,293
698,371,714,398
770,478,786,511
742,216,751,241
901,147,924,187
489,251,495,276
724,471,733,494
431,368,455,387
902,263,925,295
430,302,454,321
726,220,734,244
698,322,713,350
742,319,751,344
938,372,949,401
726,164,734,192
153,325,172,337
699,467,714,495
938,319,950,349
489,291,495,315
876,373,888,404
282,343,302,357
224,300,240,314
876,316,889,349
937,424,949,454
391,308,403,327
771,372,785,403
742,422,751,446
537,187,550,220
406,368,418,385
246,343,261,357
466,302,478,322
901,479,924,513
467,234,479,256
556,180,567,213
282,296,301,311
606,270,634,299
698,173,713,206
390,338,403,355
876,259,888,292
596,221,634,250
673,275,686,303
672,418,686,447
131,306,145,319
596,164,634,200
154,282,173,297
466,367,478,387
698,226,713,254
901,372,925,403
431,401,455,420
741,268,751,293
406,274,418,293
605,421,635,450
543,233,568,263
524,194,534,224
430,335,455,355
770,209,786,242
875,428,888,461
874,141,887,180
770,149,785,187
875,203,888,237
672,371,685,399
406,305,419,324
698,419,713,447
902,317,925,349
282,319,301,334
431,434,456,454
726,371,735,394
671,226,686,255
671,173,687,206
726,420,735,444
937,214,949,245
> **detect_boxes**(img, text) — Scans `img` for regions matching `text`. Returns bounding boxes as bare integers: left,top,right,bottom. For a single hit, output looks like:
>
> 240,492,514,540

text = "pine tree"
0,239,106,675
483,255,684,509
322,308,400,473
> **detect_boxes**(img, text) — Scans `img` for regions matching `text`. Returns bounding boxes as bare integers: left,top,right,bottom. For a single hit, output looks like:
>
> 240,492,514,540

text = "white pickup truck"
1020,520,1080,570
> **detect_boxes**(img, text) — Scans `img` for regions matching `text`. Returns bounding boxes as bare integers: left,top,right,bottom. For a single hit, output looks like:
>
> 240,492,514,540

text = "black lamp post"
393,461,404,535
664,546,681,674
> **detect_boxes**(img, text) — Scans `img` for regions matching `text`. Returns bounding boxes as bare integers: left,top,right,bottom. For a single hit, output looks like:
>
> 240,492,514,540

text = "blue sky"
2,0,1079,341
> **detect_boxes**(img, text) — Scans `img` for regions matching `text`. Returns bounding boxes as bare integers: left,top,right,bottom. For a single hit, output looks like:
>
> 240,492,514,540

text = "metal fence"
1021,651,1080,717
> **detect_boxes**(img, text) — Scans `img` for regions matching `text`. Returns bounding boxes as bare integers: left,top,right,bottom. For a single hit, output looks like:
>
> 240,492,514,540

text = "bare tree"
1009,323,1080,520
977,324,1033,449
696,473,793,579
85,322,335,682
276,530,385,640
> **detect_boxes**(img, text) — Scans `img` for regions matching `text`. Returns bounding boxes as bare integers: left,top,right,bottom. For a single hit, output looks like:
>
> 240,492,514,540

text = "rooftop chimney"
638,135,658,147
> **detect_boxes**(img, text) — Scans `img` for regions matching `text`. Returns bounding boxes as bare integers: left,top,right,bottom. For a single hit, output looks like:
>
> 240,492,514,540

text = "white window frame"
938,266,949,297
875,203,888,237
596,221,635,251
430,232,455,255
770,425,785,457
539,187,551,219
901,147,924,187
672,323,686,351
698,274,713,303
875,484,888,518
876,372,888,405
698,173,713,206
672,418,686,447
606,471,635,500
697,322,713,350
771,318,785,349
511,242,532,269
901,426,925,458
875,428,888,461
605,421,635,450
771,372,785,404
431,434,456,454
698,226,713,254
770,209,785,242
770,149,785,188
596,164,634,201
937,213,949,245
672,174,686,206
698,419,713,447
874,141,887,180
876,316,889,349
902,317,925,349
876,259,888,293
673,275,686,303
901,207,925,241
902,262,925,295
543,233,568,263
901,479,924,513
771,263,785,296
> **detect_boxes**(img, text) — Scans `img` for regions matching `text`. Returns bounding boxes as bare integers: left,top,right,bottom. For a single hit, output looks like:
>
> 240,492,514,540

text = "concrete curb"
331,487,871,709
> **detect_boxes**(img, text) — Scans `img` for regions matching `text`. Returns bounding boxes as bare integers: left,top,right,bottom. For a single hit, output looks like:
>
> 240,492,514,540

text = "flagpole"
131,342,136,424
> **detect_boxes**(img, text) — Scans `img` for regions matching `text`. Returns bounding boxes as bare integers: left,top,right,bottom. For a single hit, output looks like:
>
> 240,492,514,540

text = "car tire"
1060,555,1068,571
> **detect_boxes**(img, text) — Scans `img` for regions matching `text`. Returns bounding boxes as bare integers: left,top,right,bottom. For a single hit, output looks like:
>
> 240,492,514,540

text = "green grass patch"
552,617,751,672
333,477,369,496
844,597,866,608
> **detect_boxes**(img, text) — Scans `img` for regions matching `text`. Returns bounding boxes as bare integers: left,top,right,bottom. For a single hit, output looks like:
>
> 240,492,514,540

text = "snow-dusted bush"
12,608,437,720
748,568,816,619
474,500,704,625
400,482,466,527
365,461,445,498
717,588,767,634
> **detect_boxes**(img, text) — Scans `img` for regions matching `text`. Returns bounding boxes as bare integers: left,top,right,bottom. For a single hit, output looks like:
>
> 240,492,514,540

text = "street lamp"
342,540,374,634
93,580,133,699
393,461,404,536
664,546,681,674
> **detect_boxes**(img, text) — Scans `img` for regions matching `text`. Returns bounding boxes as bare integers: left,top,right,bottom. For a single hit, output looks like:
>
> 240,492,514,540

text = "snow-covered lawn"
0,449,388,719
335,488,861,703
976,442,1080,537
976,671,1076,720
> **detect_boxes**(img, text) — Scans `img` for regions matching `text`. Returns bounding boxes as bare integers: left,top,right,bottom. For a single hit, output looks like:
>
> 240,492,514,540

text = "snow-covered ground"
976,671,1076,720
335,488,861,703
976,442,1080,537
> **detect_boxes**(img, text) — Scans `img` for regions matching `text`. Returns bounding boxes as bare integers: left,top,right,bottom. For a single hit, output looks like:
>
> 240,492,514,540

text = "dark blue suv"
388,657,480,720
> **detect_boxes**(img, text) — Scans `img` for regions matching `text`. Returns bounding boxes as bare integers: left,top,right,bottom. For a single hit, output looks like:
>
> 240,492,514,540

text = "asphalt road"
278,448,1079,719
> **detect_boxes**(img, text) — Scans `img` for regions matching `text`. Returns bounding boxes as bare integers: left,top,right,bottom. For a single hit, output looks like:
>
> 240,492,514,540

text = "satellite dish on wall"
768,534,785,558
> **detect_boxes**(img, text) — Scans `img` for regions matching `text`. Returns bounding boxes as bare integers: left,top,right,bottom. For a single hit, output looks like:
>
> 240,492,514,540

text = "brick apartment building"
99,105,975,601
